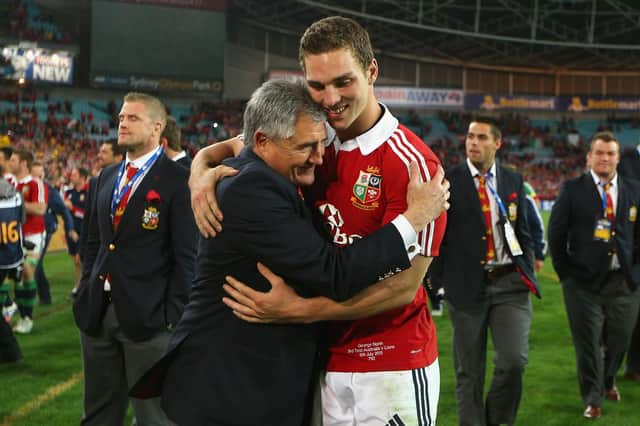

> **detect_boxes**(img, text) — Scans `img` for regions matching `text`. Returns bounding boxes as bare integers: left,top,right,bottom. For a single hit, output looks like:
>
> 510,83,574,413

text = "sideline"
0,371,83,426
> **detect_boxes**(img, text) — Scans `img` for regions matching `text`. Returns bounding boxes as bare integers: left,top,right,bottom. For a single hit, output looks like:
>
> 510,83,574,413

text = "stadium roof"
230,0,640,73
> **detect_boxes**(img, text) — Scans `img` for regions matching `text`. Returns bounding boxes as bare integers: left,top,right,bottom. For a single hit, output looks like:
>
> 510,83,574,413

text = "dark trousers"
35,229,53,304
80,303,174,426
626,309,640,374
562,274,640,406
447,271,532,426
0,312,21,363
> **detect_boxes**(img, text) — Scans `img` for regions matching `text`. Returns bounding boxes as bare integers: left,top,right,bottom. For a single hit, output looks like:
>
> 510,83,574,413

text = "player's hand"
404,162,450,232
68,229,79,242
222,263,305,323
189,164,238,238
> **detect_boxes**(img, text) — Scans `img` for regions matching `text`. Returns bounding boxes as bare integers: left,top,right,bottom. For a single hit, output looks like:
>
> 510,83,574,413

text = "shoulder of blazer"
219,154,297,199
497,164,522,184
620,175,640,198
446,163,470,182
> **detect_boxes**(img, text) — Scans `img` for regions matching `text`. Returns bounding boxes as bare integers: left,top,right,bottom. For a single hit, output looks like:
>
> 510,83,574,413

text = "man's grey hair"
243,79,326,147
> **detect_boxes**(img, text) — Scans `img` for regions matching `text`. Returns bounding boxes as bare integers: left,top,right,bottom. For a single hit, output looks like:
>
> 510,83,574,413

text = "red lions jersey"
17,176,48,236
317,107,447,372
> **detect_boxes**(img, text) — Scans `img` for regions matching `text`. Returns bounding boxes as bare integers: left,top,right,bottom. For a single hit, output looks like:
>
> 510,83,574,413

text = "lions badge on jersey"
630,205,638,223
352,169,381,211
141,206,160,230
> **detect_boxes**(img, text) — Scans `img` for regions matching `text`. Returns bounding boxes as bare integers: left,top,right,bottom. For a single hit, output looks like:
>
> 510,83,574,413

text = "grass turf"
2,221,640,425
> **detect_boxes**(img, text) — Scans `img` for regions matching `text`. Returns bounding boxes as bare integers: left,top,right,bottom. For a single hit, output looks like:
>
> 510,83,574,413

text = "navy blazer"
619,148,640,182
430,162,538,310
133,147,412,426
73,153,197,341
44,182,74,235
548,173,640,291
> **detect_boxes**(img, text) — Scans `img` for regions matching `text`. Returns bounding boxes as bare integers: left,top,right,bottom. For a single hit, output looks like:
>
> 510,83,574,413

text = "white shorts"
320,359,440,426
24,232,45,257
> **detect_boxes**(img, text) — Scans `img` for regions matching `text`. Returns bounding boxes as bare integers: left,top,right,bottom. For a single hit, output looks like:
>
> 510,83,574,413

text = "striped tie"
476,174,495,262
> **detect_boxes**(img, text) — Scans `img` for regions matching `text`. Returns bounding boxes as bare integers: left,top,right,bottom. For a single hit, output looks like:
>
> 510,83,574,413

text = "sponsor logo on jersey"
352,167,381,210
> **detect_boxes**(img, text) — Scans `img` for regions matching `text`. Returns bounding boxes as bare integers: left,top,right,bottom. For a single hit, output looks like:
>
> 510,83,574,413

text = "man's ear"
367,58,378,85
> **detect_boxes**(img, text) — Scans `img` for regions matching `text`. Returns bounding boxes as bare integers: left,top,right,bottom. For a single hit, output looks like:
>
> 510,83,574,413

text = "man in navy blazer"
430,118,538,426
619,142,640,382
549,131,640,419
74,92,197,426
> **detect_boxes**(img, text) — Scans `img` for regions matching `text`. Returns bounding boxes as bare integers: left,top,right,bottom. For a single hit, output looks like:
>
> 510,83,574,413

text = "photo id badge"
593,218,612,242
503,221,523,256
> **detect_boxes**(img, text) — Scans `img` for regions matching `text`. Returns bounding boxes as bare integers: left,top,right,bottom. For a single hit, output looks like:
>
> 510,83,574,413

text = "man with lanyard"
549,131,640,419
189,17,448,426
618,140,640,382
73,92,196,425
429,118,539,426
64,167,88,298
8,149,48,334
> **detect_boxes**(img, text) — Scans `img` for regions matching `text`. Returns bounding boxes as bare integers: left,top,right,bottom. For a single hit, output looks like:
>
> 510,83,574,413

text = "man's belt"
485,264,516,281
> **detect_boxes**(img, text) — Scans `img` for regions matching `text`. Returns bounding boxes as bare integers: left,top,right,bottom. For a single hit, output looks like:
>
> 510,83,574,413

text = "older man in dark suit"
549,131,640,419
619,142,640,382
74,92,197,425
430,118,539,426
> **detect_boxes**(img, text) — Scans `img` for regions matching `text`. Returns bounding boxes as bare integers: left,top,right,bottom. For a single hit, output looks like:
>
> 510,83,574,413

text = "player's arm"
223,159,448,323
223,256,431,323
24,201,46,216
189,136,244,237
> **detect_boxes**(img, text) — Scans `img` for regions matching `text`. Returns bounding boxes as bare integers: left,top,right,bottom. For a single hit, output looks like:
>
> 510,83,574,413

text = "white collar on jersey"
328,103,399,156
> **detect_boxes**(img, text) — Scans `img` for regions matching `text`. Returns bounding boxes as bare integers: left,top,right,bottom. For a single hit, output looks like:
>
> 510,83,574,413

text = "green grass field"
2,216,640,425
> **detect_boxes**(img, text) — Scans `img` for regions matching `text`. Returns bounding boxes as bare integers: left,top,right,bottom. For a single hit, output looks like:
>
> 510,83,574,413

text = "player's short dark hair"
472,116,502,141
161,116,182,151
0,146,13,161
299,16,374,74
590,131,619,151
77,167,89,179
14,149,34,169
102,139,126,157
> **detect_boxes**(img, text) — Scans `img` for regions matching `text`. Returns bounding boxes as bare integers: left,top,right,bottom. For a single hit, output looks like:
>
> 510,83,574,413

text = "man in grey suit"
74,93,197,425
618,142,640,382
549,131,640,419
430,118,539,426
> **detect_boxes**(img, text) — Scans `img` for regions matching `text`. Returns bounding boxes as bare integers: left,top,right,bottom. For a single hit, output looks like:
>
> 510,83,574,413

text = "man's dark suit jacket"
548,173,640,292
78,176,97,263
430,162,538,310
619,148,640,182
132,148,412,426
73,153,197,342
175,153,192,169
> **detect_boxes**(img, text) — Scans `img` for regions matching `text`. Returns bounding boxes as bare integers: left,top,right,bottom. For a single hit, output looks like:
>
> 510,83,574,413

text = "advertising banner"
91,74,223,94
113,0,227,10
558,96,640,112
374,86,464,108
265,69,304,82
1,44,74,84
466,94,556,111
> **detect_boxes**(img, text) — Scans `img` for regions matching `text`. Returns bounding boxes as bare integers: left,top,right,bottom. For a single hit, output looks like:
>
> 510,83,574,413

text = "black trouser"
35,228,54,304
0,269,21,363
